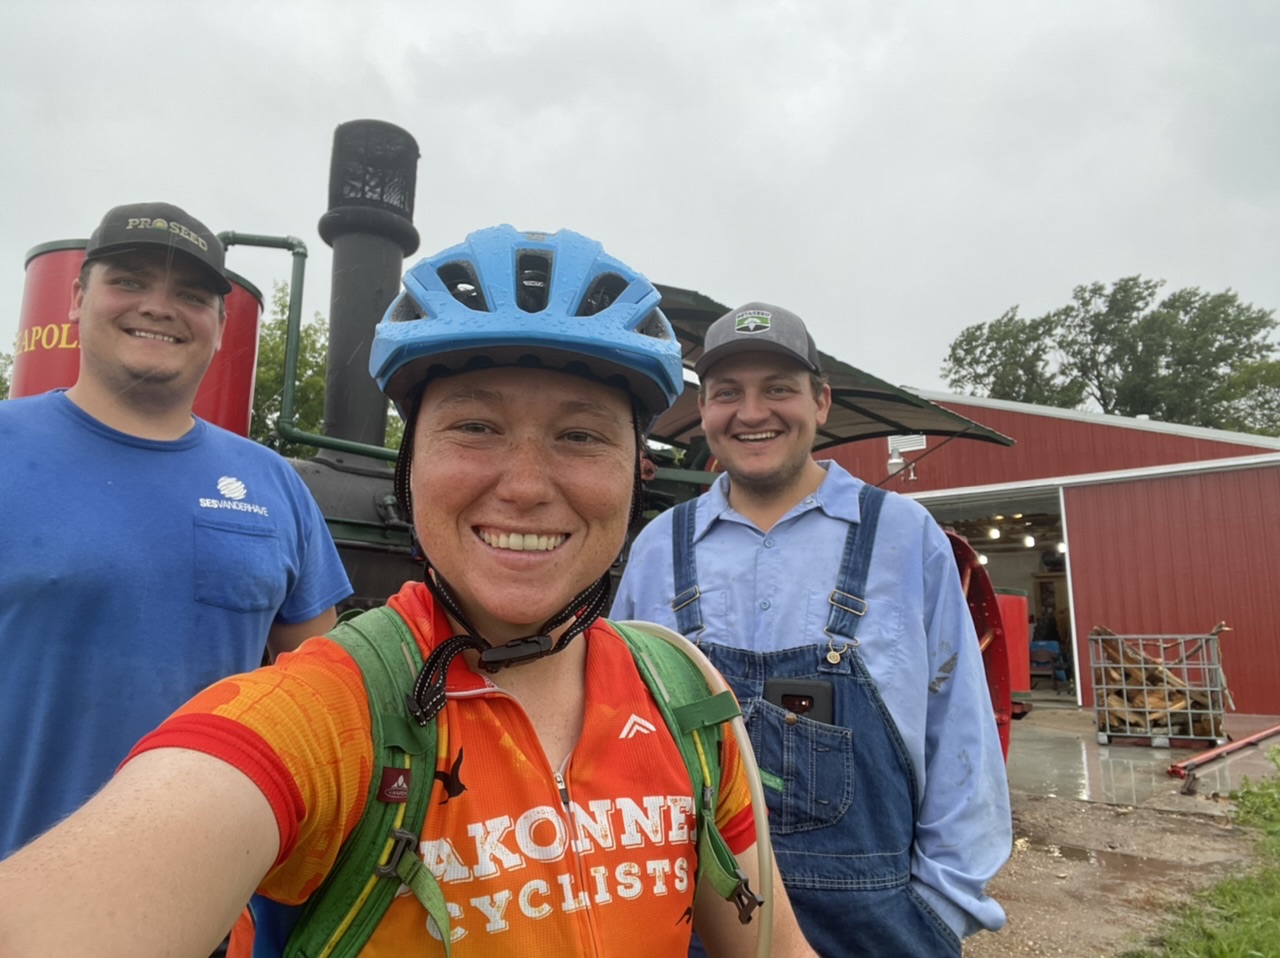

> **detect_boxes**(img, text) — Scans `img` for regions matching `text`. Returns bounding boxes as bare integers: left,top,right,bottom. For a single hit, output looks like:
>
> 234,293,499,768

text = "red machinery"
949,533,1013,760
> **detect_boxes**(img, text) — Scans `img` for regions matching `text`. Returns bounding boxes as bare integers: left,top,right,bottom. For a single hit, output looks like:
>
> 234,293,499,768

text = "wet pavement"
1005,688,1280,812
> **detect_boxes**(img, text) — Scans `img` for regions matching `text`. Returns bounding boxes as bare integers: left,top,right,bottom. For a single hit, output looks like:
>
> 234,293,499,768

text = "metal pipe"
1167,722,1280,778
216,230,398,462
319,120,420,452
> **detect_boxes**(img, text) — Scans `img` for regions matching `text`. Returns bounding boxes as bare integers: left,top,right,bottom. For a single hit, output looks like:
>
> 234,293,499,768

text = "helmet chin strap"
404,557,612,726
396,400,647,727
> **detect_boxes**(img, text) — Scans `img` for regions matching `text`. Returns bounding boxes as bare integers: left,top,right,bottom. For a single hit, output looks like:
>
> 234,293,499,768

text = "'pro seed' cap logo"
125,216,211,253
734,310,772,334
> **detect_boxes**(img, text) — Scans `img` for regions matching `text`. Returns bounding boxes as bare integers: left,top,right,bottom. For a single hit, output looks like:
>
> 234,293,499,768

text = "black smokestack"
317,119,420,448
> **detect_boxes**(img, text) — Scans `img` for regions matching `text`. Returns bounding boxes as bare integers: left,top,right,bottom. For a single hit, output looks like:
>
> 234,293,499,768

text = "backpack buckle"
375,828,420,879
730,871,763,924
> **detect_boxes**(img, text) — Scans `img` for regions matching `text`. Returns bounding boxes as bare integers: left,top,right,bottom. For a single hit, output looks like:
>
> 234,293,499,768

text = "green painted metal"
217,231,398,463
324,517,414,550
652,466,718,487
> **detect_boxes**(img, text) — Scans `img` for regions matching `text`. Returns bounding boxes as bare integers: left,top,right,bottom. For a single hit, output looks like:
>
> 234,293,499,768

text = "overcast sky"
3,0,1277,396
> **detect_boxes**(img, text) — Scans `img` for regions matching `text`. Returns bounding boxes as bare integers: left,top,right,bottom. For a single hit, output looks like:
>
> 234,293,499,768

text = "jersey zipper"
490,688,606,954
553,770,571,807
554,762,607,955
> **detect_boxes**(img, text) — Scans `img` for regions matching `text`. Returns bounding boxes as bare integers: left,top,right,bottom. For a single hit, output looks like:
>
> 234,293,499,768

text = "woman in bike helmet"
369,224,684,678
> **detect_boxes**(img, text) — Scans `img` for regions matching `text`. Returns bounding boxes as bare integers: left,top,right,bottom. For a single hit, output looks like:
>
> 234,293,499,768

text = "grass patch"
1117,745,1280,958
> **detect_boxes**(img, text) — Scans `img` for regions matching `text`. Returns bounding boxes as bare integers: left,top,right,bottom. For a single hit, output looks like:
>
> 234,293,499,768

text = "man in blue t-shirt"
613,302,1011,957
0,202,352,863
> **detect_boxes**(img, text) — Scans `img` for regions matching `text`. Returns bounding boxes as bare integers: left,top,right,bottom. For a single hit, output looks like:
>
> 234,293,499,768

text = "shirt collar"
811,460,864,524
692,474,734,542
695,460,865,541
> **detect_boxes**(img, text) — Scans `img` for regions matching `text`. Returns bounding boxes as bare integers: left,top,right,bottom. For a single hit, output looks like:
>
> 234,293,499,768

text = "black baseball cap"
695,301,822,378
84,202,232,295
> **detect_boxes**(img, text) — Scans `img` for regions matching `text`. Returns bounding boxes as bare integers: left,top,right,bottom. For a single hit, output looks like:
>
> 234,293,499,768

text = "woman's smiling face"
411,366,636,641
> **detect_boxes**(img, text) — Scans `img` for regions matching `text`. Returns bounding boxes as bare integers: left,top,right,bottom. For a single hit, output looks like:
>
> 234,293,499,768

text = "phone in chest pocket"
763,678,834,724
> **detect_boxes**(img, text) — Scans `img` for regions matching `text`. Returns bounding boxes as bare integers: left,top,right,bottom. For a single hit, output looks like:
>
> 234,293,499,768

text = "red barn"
827,391,1280,718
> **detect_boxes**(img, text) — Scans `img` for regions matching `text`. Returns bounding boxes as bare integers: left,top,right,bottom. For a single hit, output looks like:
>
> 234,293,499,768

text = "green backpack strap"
609,620,762,924
284,606,455,958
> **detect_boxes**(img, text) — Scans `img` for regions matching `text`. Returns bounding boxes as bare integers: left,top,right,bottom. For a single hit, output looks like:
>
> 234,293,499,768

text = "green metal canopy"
651,284,1014,451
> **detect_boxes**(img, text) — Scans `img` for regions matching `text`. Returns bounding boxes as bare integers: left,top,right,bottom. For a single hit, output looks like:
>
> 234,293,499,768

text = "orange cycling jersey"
129,582,755,956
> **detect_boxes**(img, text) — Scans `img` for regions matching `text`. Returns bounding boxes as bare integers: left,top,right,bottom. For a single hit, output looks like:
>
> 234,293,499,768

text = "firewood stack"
1089,625,1227,741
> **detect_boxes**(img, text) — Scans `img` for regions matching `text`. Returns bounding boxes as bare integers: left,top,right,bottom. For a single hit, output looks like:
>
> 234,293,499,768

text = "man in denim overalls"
613,302,1011,957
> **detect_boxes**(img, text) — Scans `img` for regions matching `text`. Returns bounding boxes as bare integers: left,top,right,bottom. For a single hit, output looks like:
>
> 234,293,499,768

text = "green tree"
943,307,1084,407
0,351,11,400
1222,359,1280,437
251,282,328,458
1054,276,1166,416
1147,287,1276,428
942,276,1279,432
385,402,404,451
249,282,405,456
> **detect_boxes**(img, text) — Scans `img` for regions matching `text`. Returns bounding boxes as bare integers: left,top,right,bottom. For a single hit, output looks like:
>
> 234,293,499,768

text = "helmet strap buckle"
478,635,555,672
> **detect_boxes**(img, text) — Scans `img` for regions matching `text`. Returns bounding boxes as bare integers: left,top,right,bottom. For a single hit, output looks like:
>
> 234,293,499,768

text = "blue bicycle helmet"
370,225,683,423
373,227,683,681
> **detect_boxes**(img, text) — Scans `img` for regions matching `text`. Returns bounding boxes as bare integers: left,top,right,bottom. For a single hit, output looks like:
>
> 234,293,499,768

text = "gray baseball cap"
695,301,822,377
84,201,232,295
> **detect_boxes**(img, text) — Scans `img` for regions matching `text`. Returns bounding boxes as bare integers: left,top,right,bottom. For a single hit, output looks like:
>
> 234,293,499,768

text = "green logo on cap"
150,218,170,231
735,310,772,334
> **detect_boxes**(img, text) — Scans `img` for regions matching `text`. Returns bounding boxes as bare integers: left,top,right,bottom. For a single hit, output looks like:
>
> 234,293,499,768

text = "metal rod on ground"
1167,723,1280,779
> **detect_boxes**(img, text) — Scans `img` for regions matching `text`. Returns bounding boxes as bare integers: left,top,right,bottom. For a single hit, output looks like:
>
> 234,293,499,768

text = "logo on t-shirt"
198,475,269,516
619,714,657,739
217,476,247,500
411,792,698,940
434,749,469,803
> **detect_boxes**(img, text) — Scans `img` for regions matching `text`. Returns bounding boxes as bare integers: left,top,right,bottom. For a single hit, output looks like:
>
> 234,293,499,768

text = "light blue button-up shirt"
612,461,1011,938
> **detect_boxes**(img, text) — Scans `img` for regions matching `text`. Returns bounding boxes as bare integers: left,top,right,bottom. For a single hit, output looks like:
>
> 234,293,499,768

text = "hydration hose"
620,621,774,958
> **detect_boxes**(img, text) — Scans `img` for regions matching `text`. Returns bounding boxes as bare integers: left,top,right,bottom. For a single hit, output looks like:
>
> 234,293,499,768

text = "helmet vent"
388,293,425,324
577,273,629,317
634,308,674,341
438,261,489,311
516,251,553,313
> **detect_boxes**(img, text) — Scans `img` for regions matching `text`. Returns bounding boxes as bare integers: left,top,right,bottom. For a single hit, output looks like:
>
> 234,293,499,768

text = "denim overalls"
672,487,961,958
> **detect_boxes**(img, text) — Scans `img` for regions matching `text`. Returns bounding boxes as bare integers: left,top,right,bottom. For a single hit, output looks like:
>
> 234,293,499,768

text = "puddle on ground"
1005,727,1246,804
1006,716,1280,806
1012,834,1192,887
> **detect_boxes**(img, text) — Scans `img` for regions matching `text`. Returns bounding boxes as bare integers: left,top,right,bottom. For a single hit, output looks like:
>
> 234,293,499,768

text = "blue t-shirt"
0,391,352,858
